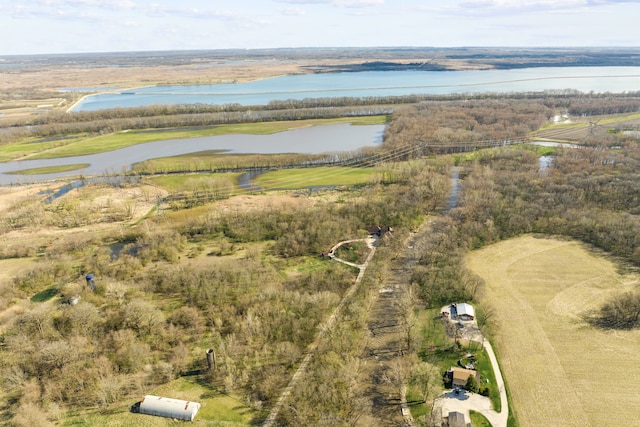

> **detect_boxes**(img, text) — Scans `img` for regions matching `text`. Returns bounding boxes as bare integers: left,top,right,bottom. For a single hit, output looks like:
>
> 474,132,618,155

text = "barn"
135,395,201,421
456,303,475,321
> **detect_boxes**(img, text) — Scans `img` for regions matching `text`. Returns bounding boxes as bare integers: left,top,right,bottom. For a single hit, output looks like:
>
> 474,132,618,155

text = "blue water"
0,123,384,185
72,67,640,111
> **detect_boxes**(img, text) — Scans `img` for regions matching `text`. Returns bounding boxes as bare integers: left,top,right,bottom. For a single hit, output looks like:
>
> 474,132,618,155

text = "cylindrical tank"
206,348,217,371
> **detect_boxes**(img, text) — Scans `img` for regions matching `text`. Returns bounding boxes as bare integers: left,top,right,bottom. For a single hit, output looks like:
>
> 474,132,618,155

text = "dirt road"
355,227,432,427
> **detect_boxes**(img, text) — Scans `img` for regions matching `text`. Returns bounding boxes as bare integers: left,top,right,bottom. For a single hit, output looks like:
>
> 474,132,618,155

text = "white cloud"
272,0,383,6
337,0,384,7
281,6,306,15
458,0,637,12
272,0,331,4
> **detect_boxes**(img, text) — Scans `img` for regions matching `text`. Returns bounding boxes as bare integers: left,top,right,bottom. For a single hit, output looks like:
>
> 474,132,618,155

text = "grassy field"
254,166,376,189
144,173,242,193
63,376,256,426
466,235,640,427
5,163,90,175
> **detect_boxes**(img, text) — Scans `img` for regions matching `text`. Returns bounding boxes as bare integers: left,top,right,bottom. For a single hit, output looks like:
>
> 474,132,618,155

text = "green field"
63,376,256,426
144,173,242,193
5,163,90,175
254,166,376,189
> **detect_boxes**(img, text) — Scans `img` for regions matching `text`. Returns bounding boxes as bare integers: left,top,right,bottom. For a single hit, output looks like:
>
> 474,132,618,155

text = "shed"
137,395,201,421
456,303,475,321
446,411,467,427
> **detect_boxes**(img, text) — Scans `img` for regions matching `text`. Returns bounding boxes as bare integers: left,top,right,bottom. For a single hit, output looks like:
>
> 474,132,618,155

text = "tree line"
4,91,640,147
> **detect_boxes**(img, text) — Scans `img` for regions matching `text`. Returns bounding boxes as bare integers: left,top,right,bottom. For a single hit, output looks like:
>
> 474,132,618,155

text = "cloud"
458,0,636,12
280,6,306,15
272,0,332,4
272,0,383,6
337,0,384,7
417,0,638,16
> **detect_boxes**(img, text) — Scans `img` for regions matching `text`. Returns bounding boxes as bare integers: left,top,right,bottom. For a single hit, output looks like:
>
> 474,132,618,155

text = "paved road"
433,323,509,427
482,338,508,427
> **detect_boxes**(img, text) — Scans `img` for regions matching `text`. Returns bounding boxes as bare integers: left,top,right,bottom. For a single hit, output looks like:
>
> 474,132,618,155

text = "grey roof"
457,303,475,318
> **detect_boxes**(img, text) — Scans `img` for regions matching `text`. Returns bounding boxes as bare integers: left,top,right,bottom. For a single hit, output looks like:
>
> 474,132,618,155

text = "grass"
30,286,58,303
254,166,376,189
144,173,241,193
333,240,370,264
405,388,429,420
469,410,492,427
475,348,500,412
5,163,90,175
4,116,387,161
62,376,256,426
466,234,640,427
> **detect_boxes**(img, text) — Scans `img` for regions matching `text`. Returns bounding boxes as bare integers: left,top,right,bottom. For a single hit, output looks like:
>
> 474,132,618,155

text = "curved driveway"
434,322,508,427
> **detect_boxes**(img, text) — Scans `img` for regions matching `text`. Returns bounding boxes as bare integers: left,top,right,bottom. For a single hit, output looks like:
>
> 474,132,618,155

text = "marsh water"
0,123,384,184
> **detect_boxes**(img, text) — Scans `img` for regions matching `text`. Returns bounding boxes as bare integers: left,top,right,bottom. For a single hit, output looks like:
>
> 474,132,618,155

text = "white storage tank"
137,395,201,421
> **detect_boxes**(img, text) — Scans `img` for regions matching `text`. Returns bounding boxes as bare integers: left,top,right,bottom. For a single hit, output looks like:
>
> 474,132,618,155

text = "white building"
456,303,475,321
137,395,201,421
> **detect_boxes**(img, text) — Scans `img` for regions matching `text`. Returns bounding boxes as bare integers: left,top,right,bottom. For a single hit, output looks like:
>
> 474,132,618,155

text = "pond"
0,123,384,185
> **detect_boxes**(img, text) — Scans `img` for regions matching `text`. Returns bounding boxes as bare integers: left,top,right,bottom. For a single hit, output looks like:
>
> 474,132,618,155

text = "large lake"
0,123,384,185
72,67,640,111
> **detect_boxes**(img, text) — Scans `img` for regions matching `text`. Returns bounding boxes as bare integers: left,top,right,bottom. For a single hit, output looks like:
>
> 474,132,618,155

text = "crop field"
466,235,640,427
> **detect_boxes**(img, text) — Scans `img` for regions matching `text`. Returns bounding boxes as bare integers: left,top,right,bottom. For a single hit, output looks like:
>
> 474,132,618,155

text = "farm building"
134,395,201,421
450,367,480,389
455,303,475,321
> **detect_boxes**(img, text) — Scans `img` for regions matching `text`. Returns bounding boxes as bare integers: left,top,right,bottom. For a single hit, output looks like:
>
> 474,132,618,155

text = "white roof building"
456,303,475,320
138,395,201,421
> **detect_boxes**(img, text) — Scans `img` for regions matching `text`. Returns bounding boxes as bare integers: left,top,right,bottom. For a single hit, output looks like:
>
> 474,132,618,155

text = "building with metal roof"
135,395,201,421
456,303,475,321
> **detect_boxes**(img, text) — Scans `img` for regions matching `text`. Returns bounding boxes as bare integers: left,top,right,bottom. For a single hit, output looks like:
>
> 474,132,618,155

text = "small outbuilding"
455,303,475,321
134,395,201,421
445,411,468,427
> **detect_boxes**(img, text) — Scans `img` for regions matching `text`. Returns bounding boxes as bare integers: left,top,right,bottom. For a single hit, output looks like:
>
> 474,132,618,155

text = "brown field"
466,235,640,427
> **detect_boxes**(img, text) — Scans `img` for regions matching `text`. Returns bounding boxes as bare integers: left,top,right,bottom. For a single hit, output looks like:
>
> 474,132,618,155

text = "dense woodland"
2,93,640,425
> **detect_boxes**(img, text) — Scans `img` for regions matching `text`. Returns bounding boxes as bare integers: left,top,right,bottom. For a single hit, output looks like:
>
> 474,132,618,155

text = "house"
450,367,480,389
445,411,468,427
456,303,475,321
133,395,201,422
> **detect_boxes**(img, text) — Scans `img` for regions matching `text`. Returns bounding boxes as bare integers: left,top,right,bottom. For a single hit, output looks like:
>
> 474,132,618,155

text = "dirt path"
262,236,378,427
355,227,432,427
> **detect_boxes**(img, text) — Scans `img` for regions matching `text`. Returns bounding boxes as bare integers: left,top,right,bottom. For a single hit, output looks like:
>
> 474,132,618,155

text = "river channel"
0,123,384,185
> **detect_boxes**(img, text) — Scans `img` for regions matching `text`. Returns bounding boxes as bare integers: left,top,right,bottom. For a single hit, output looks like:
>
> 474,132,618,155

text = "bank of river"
72,67,640,111
0,123,384,185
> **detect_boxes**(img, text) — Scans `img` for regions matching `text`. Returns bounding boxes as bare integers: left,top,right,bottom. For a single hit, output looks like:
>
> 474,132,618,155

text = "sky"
1,0,640,55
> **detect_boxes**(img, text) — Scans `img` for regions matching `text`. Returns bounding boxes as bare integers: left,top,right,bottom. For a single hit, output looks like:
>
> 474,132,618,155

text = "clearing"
466,235,640,427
